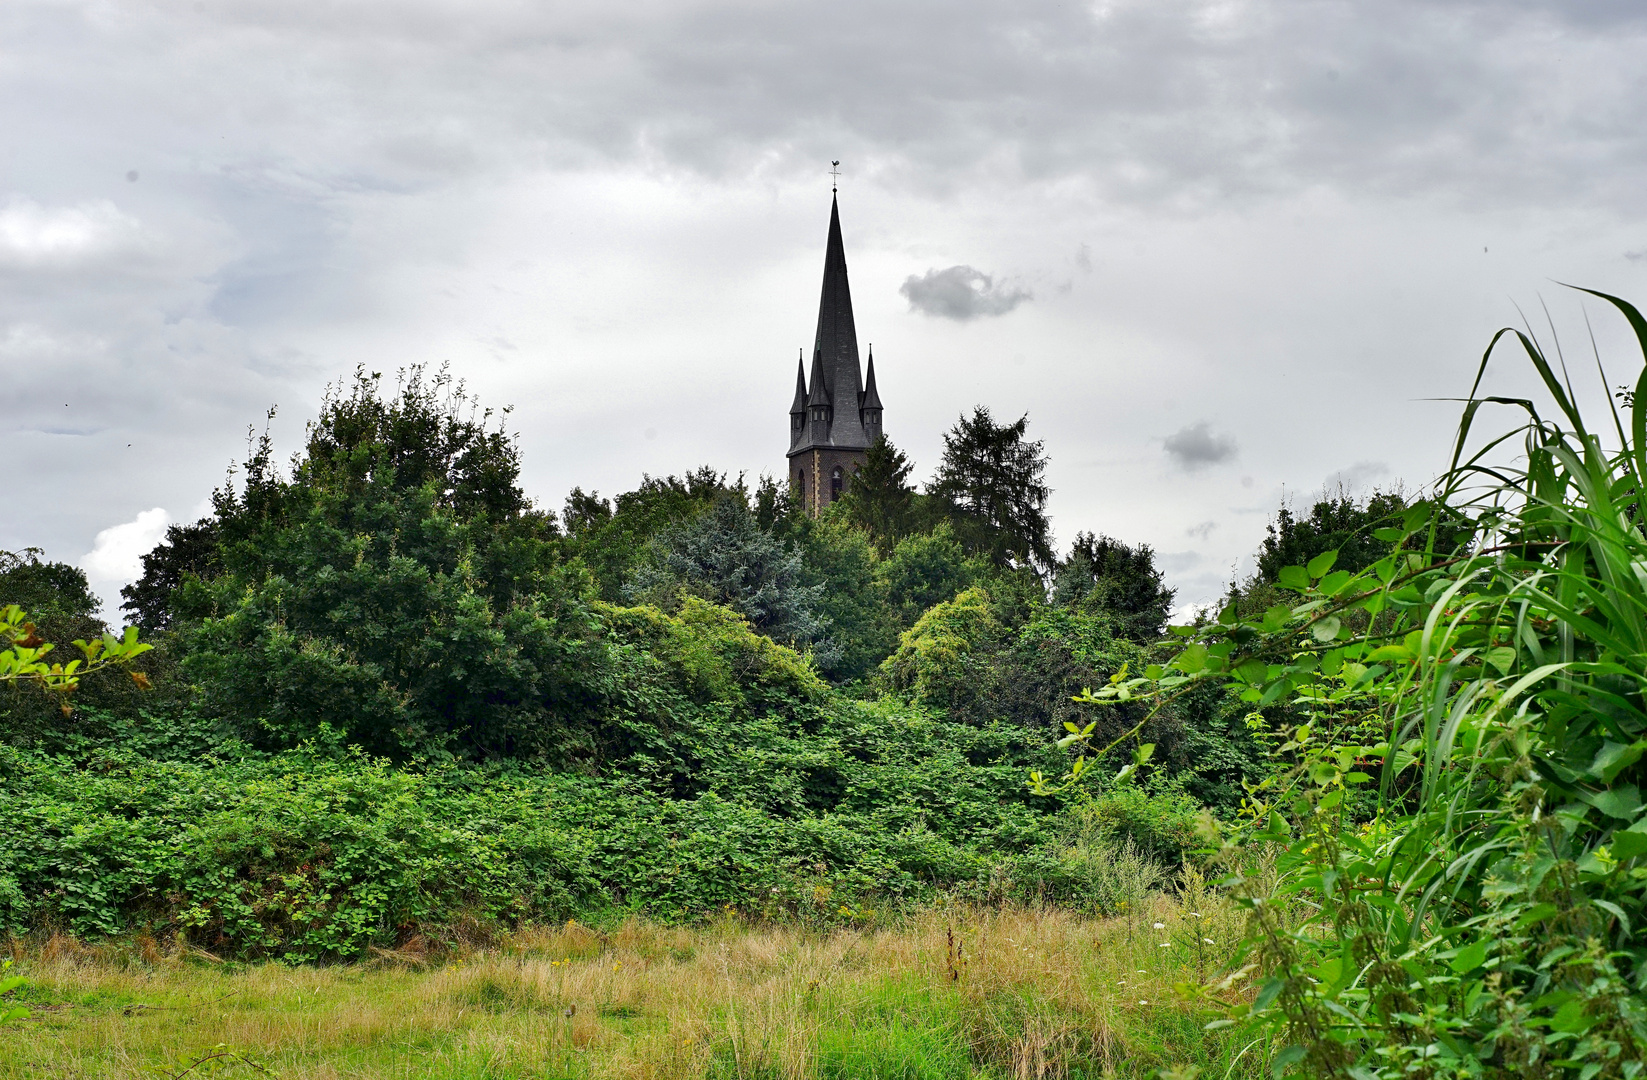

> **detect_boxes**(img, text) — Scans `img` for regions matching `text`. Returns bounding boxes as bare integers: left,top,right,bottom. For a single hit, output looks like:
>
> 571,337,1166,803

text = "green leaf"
1253,977,1285,1013
1513,903,1560,931
1366,645,1415,663
1449,939,1488,973
1594,898,1631,933
1590,740,1647,783
1612,821,1647,860
1271,1044,1306,1079
1583,784,1642,820
1311,617,1341,643
1306,550,1338,578
1318,570,1354,595
1175,644,1207,674
1320,649,1344,677
1278,566,1310,592
1371,527,1405,542
1484,647,1517,675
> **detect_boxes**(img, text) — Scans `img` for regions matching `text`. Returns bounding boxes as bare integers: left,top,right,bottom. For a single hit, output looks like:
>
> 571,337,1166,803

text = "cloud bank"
5,0,1647,616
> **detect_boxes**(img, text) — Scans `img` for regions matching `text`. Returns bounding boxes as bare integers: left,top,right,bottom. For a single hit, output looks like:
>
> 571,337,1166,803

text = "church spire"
808,193,867,447
785,188,885,516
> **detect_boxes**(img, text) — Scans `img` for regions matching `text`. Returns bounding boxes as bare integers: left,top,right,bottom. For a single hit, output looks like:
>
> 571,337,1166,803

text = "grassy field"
4,896,1265,1080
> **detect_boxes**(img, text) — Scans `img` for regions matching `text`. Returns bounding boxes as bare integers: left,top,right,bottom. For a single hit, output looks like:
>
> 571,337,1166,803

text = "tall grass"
6,902,1260,1080
1069,290,1647,1078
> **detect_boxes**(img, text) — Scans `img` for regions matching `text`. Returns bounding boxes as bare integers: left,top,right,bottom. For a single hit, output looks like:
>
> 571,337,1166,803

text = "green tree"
1254,489,1407,584
875,524,980,625
928,407,1055,572
563,467,733,600
175,366,607,760
120,519,220,631
626,493,836,666
833,435,917,548
1051,532,1175,642
790,517,899,681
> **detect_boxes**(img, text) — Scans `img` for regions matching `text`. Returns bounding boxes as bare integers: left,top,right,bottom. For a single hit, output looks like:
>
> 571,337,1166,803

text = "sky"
6,0,1647,617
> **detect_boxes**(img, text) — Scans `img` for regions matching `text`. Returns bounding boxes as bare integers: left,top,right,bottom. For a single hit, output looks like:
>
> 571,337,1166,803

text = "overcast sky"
7,0,1647,616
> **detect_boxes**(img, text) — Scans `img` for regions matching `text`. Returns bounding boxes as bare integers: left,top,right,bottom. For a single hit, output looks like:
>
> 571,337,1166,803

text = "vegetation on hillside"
12,293,1643,1078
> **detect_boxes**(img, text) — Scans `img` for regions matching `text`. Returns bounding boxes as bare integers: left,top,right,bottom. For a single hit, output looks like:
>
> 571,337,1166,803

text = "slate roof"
790,194,878,455
789,353,808,415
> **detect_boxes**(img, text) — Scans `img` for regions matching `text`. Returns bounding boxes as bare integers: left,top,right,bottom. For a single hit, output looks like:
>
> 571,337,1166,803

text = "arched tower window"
831,466,843,501
796,470,806,506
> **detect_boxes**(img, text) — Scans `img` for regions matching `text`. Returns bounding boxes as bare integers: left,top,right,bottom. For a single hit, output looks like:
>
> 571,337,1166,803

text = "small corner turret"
860,346,883,445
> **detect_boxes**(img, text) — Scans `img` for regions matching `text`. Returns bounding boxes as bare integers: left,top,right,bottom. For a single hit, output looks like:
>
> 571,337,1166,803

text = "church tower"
787,194,882,516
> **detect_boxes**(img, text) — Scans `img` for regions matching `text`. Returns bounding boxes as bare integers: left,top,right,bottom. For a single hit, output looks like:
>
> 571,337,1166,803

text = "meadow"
6,901,1260,1080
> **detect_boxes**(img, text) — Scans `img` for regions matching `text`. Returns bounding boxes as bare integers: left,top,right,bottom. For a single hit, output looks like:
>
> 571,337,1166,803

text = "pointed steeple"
809,193,867,447
789,351,808,414
805,347,832,446
860,345,883,444
785,189,886,518
861,346,882,411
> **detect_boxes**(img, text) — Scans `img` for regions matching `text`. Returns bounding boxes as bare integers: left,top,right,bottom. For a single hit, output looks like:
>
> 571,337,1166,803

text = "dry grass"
3,898,1262,1080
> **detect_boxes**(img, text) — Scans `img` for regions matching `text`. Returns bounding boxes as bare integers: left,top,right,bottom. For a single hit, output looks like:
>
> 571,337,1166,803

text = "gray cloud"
900,266,1030,320
5,0,1647,617
1164,422,1238,471
1325,461,1393,491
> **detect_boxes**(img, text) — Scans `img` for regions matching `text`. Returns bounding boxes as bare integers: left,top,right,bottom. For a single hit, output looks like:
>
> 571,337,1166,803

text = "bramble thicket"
9,294,1647,1078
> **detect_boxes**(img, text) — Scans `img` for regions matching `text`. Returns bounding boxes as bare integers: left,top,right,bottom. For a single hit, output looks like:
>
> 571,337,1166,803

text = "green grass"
4,903,1265,1079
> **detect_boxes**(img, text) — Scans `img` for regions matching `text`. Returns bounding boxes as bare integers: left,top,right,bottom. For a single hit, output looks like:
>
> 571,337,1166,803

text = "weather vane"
830,160,841,192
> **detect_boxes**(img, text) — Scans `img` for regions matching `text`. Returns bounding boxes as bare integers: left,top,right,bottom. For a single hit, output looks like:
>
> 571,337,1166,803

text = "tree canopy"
928,406,1055,572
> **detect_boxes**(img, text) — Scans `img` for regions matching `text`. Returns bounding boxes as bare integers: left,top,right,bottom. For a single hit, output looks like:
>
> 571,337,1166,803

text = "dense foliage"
0,366,1254,962
1045,291,1647,1079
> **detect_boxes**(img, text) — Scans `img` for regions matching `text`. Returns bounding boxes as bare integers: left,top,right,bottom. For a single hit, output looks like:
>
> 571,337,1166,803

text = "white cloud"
900,266,1031,320
81,508,169,589
0,197,144,269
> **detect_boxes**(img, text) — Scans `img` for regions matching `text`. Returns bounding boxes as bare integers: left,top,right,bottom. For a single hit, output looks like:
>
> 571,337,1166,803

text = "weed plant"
1047,290,1647,1077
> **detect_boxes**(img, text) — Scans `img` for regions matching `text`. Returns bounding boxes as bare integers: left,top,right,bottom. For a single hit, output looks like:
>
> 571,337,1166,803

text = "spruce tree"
929,407,1055,572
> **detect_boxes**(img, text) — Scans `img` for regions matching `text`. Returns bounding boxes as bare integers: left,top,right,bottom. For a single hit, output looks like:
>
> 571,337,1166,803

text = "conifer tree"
834,435,916,548
929,407,1054,572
